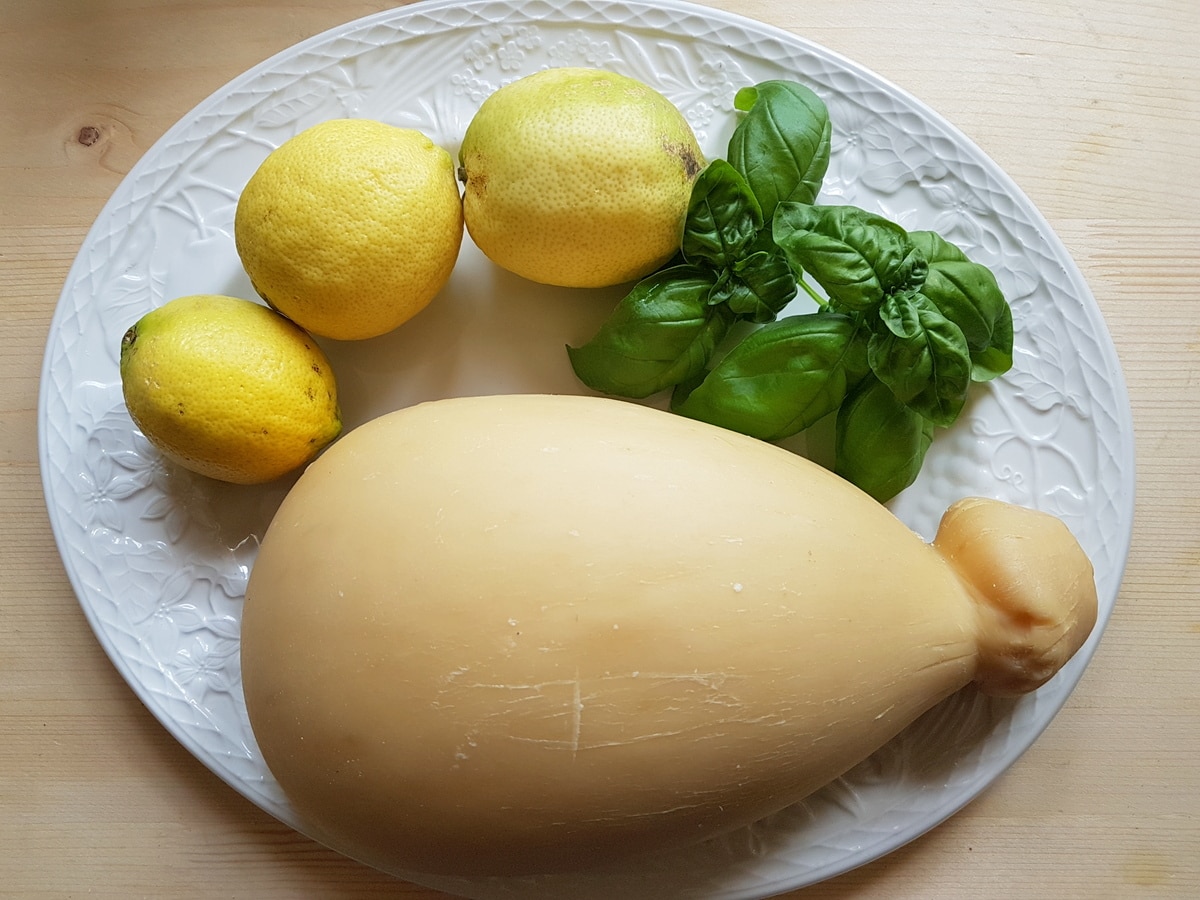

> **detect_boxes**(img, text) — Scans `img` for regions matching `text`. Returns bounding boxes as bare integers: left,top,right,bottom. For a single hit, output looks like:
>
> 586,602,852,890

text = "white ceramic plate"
39,1,1135,897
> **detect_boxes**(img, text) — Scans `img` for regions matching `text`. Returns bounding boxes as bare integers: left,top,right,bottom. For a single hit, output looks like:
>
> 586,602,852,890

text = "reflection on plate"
38,0,1134,897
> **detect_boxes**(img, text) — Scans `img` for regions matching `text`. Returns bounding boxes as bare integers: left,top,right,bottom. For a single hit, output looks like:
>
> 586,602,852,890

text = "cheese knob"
934,497,1098,697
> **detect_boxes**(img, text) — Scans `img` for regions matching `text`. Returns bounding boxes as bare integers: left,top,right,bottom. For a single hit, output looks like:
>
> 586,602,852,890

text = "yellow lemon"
119,294,342,484
234,119,464,341
459,67,704,288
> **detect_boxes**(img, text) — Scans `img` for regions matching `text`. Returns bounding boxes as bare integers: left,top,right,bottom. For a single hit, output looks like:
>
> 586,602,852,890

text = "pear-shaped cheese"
240,394,1096,877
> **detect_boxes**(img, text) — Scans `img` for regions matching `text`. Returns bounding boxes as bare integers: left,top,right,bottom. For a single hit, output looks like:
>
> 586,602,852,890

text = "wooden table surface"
2,1,1196,897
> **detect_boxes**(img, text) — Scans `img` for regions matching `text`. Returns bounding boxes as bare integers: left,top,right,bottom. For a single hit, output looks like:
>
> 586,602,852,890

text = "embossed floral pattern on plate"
38,1,1134,898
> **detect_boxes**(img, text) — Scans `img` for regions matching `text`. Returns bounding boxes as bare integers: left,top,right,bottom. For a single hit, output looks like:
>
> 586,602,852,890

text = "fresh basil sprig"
567,77,1013,503
568,84,830,397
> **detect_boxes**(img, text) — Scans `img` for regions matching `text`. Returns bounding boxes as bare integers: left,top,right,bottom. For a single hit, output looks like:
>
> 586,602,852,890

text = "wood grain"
2,1,1197,897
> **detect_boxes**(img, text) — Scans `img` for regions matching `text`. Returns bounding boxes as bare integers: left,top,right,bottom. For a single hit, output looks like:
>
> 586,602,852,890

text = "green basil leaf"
706,267,735,307
681,160,763,269
835,375,935,503
908,231,1013,381
773,203,924,312
970,309,1014,382
724,247,798,323
707,273,754,317
671,312,866,441
567,266,731,399
907,230,967,265
867,289,972,426
728,81,832,220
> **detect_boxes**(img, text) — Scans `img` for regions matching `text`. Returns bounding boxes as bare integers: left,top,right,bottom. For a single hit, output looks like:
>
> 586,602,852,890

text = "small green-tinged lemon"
119,294,342,484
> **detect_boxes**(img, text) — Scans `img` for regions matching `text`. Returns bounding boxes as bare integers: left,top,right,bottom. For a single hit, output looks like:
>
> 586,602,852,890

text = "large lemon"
459,68,704,288
119,294,342,484
235,119,464,341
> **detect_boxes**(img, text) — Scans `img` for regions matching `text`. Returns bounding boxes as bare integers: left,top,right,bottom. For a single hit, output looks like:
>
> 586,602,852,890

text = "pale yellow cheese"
240,393,1097,877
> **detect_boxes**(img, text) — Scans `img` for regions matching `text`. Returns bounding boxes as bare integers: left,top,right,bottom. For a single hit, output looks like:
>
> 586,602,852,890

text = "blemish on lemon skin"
671,143,701,179
465,171,488,199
